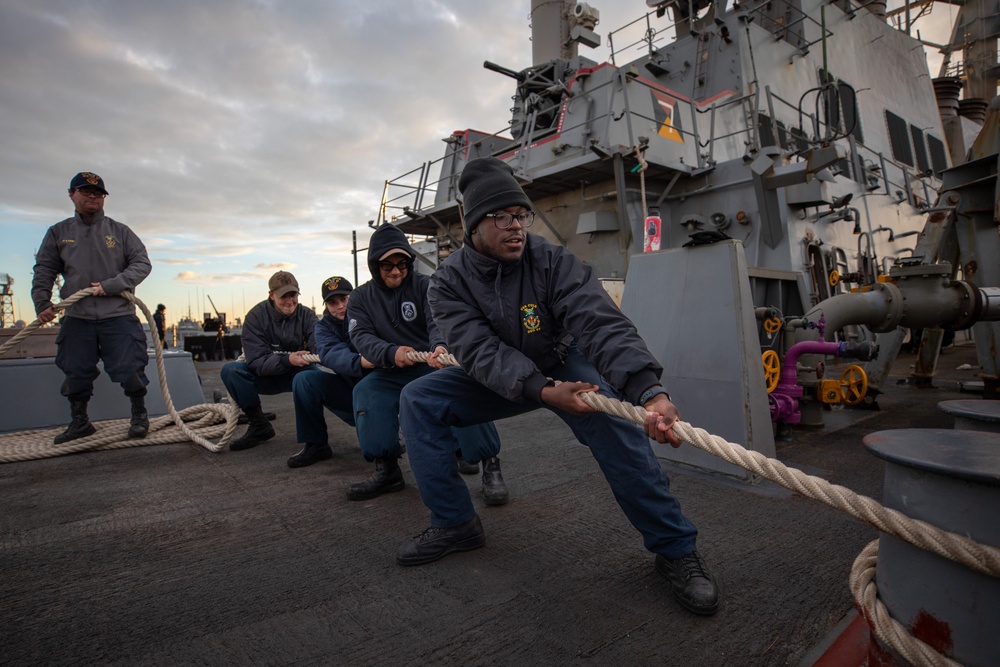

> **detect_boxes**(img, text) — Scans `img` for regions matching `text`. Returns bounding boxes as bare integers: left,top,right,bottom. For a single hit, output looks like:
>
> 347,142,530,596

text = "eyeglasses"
484,211,535,229
378,260,410,273
76,189,106,199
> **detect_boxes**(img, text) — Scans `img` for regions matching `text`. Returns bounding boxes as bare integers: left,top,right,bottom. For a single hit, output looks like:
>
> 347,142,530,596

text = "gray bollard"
937,399,1000,433
863,428,1000,666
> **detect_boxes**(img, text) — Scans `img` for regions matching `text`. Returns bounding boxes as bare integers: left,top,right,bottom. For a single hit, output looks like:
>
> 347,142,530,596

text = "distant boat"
174,316,202,350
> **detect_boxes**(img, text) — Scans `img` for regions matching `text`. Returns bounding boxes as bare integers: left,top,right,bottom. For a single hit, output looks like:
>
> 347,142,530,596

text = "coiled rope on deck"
397,349,992,665
0,288,240,462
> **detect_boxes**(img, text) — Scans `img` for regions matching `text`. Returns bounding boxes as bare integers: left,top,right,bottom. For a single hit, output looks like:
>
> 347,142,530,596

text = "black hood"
367,225,415,288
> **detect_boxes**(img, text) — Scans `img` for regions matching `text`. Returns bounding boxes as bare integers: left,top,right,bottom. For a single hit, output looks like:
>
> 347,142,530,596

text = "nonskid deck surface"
0,343,983,666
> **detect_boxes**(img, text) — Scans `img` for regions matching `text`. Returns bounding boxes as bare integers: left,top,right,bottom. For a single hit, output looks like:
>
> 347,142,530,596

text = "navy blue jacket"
314,309,365,383
429,233,663,404
242,299,318,377
347,225,444,368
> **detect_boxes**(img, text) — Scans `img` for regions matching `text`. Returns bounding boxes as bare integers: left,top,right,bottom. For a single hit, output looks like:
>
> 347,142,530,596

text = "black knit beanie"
459,157,533,234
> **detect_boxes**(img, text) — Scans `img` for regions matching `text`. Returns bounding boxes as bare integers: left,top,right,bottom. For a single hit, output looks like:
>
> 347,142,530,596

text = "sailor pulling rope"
390,349,992,666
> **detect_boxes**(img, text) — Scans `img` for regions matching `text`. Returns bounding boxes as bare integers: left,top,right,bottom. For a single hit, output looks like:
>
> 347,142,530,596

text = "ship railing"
376,133,483,226
374,70,714,225
761,86,936,210
376,69,783,225
604,0,833,62
605,5,688,67
743,0,834,57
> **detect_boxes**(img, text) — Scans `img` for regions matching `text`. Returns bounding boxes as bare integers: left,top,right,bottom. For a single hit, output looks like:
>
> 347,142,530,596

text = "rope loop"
0,288,240,461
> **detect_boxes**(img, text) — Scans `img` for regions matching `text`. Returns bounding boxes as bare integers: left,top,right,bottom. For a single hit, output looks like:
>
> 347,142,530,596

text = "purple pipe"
780,341,847,386
769,340,847,423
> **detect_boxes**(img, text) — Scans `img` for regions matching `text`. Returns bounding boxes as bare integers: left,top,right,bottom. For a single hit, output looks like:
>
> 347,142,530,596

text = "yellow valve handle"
829,270,840,287
763,317,782,334
839,364,868,405
762,350,781,393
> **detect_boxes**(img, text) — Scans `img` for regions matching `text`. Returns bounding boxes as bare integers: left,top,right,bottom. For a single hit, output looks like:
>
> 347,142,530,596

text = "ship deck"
0,341,986,666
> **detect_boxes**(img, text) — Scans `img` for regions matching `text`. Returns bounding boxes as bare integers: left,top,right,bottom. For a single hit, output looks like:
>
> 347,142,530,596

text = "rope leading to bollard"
575,390,991,667
580,391,1000,578
0,288,240,462
391,350,989,665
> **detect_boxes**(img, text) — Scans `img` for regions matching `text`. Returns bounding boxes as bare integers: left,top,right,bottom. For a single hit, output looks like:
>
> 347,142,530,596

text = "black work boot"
347,457,405,500
482,456,509,506
229,405,276,451
396,515,486,566
655,551,720,616
287,442,333,468
54,399,97,445
457,453,479,475
127,394,149,439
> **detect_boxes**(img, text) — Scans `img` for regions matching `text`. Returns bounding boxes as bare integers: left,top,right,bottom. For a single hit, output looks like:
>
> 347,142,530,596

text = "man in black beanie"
395,157,719,617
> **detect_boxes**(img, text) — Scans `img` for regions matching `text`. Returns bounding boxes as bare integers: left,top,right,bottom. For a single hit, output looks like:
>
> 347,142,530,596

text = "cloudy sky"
0,0,951,328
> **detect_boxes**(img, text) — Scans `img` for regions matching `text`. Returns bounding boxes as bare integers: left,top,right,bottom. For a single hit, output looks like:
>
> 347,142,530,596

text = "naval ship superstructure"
381,0,954,287
367,0,1000,467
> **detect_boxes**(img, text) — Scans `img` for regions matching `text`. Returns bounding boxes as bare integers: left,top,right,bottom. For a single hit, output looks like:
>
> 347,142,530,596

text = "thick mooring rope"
0,288,239,462
850,541,961,667
579,389,996,666
392,349,994,665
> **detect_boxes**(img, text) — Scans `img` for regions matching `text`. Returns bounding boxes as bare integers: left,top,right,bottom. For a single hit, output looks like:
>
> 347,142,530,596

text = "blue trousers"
354,365,501,462
55,315,149,399
292,368,355,446
221,360,307,411
399,346,699,559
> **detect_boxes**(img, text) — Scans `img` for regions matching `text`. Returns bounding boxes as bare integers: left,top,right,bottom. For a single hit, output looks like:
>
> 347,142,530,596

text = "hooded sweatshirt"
346,225,444,368
32,211,151,320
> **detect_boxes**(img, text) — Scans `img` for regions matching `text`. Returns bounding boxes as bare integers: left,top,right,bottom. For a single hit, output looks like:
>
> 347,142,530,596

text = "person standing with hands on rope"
287,276,374,468
221,270,318,451
32,172,153,445
345,224,507,503
395,157,719,617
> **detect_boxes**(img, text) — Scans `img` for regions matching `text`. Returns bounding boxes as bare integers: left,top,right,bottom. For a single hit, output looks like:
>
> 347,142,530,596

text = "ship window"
758,113,777,147
789,126,810,153
909,125,930,174
818,70,863,143
775,120,788,149
885,111,913,166
837,158,852,180
839,83,863,144
927,135,948,176
819,70,841,135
